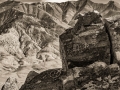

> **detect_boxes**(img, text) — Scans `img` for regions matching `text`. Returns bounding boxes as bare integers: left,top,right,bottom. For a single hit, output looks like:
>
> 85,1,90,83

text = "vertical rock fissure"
104,23,114,64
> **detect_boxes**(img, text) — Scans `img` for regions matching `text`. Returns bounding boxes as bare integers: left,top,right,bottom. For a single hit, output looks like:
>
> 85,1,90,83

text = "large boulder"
59,12,111,71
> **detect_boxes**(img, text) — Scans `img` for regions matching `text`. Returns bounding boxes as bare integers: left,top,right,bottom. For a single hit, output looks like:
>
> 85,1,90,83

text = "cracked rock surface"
1,0,120,90
20,12,120,90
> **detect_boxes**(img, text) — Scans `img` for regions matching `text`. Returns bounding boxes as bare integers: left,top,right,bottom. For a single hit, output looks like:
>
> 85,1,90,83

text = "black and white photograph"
0,0,120,90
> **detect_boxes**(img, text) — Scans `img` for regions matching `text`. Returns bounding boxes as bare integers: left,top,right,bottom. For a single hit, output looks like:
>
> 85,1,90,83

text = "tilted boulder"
59,11,111,71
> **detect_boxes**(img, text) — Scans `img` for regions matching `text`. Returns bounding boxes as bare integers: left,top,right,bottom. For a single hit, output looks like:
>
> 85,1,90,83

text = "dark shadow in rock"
104,21,115,64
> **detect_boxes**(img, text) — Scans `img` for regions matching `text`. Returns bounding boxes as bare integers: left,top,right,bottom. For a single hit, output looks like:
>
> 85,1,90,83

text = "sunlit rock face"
0,46,20,71
0,7,64,64
46,3,63,21
1,77,19,90
0,5,64,89
62,2,77,23
0,27,24,59
60,12,111,71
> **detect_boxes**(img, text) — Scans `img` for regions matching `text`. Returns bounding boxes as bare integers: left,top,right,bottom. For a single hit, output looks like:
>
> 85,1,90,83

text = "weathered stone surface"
46,3,63,21
62,2,76,23
104,19,120,64
1,77,19,90
0,44,20,71
20,68,63,90
73,63,120,90
24,71,39,84
2,1,120,89
20,62,120,90
73,11,102,34
60,62,120,90
60,12,111,71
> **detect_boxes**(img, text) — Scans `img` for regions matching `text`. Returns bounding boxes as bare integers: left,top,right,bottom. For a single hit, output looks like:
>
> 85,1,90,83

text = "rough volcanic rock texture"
20,62,120,90
64,62,120,90
20,68,63,90
59,12,111,71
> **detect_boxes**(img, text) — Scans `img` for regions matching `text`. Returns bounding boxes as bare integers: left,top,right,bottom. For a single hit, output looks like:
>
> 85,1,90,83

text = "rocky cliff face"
0,5,65,65
1,0,120,24
0,1,64,89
